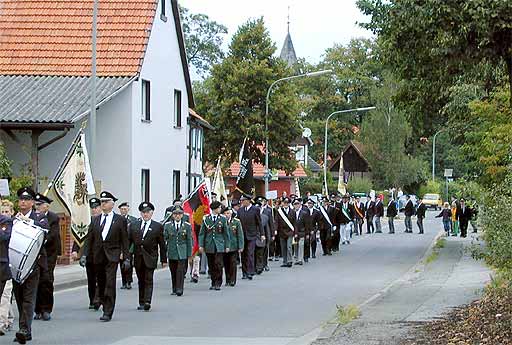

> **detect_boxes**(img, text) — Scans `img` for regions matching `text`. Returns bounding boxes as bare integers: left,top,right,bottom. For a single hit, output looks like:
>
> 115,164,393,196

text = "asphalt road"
19,212,440,345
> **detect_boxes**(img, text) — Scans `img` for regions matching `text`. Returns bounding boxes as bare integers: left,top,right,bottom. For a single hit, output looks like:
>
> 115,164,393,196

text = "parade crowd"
0,186,478,344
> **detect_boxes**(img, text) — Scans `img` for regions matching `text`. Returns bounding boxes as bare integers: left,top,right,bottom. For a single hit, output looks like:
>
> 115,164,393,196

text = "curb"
314,228,445,342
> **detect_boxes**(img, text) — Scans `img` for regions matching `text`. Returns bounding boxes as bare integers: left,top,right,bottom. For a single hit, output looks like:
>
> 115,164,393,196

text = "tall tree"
180,6,227,77
195,18,301,173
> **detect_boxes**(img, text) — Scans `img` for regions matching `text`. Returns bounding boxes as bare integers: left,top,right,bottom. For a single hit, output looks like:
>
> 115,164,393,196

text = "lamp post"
432,129,445,183
323,107,376,195
89,0,99,173
264,69,333,195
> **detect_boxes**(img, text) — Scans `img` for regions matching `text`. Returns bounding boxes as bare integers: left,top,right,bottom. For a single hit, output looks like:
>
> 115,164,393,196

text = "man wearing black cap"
13,187,49,344
457,198,471,238
33,193,61,321
129,202,167,310
237,195,263,279
274,197,296,267
254,197,271,274
303,198,321,260
339,194,355,245
84,191,129,321
72,197,101,310
198,201,231,290
222,206,244,286
318,197,336,256
118,202,137,290
365,195,376,234
163,206,192,296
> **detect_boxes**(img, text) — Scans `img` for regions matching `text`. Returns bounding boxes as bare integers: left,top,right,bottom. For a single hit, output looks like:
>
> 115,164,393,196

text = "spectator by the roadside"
436,202,452,236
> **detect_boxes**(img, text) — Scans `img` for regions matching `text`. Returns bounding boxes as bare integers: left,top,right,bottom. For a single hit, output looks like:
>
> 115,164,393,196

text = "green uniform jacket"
163,221,193,261
227,217,244,252
198,215,231,253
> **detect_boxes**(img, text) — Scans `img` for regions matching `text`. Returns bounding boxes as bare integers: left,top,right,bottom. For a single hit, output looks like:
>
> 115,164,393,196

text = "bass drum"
9,218,45,284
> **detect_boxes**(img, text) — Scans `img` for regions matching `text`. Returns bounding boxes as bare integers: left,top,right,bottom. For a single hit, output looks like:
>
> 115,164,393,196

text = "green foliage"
5,175,33,207
195,18,301,173
0,144,12,178
346,177,373,194
179,5,227,77
418,180,442,199
336,304,361,325
299,171,337,195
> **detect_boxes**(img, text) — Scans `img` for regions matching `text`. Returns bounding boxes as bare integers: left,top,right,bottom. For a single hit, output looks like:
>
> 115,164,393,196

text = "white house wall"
132,0,189,219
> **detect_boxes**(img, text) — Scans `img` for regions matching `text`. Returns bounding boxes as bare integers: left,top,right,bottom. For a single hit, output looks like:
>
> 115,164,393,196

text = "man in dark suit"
303,198,320,261
292,199,307,265
83,191,129,322
330,194,342,251
33,193,61,321
274,197,296,267
129,202,167,311
416,197,427,234
237,195,263,280
339,194,355,245
374,197,384,233
13,187,49,344
118,202,137,290
255,197,272,274
457,198,472,238
318,197,335,256
386,196,398,234
365,196,375,234
404,195,414,233
0,214,13,336
353,196,365,236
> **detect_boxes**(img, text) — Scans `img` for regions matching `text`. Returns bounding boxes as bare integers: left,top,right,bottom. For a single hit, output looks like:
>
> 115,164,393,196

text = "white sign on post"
0,179,9,196
444,169,453,178
266,190,278,200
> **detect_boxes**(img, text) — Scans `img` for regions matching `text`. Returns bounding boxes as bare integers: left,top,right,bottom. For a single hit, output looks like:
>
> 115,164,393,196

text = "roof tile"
0,0,157,76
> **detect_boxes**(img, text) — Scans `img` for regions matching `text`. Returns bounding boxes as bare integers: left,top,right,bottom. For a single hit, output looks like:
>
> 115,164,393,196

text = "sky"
179,0,374,64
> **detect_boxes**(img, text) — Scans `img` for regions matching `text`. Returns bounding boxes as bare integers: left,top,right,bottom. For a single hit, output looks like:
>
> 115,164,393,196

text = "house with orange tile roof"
0,0,211,220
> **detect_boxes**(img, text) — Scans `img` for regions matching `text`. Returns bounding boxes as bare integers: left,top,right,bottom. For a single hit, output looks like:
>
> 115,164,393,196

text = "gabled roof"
189,108,214,130
0,0,157,76
328,140,369,170
307,156,322,173
280,32,297,67
0,75,133,124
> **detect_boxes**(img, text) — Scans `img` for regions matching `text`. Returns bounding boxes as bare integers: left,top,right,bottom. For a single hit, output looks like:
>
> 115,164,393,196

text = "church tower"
279,7,298,67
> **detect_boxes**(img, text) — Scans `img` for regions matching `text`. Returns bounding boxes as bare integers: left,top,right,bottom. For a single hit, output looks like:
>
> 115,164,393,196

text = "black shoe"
100,314,111,322
14,332,28,344
171,291,177,295
247,275,253,280
199,271,206,275
93,303,101,311
304,258,309,263
209,286,214,290
144,303,151,311
242,274,248,279
269,257,274,261
287,263,293,267
327,252,332,256
88,304,95,310
264,266,270,272
214,286,221,291
137,305,144,310
280,264,288,267
312,255,316,259
42,312,51,321
191,277,198,283
120,284,126,290
33,313,41,320
176,290,183,296
347,240,350,244
322,253,327,256
126,283,132,290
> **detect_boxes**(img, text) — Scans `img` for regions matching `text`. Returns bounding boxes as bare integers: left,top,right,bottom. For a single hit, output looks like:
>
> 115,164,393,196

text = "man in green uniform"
163,206,192,296
222,206,244,287
198,201,230,291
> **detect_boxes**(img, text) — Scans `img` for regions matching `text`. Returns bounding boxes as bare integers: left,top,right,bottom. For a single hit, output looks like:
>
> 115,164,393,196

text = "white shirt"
100,212,114,240
245,204,252,212
141,220,150,239
308,207,314,215
174,221,181,229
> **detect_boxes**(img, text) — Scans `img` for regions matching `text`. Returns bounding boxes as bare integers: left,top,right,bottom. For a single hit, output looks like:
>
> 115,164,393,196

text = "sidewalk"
54,262,88,291
312,232,491,345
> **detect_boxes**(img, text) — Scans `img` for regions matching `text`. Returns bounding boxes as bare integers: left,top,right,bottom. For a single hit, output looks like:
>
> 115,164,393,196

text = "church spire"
280,6,297,67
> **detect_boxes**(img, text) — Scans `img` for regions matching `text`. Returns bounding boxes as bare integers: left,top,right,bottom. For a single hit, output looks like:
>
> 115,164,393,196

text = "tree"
357,0,512,139
180,6,227,77
195,18,301,173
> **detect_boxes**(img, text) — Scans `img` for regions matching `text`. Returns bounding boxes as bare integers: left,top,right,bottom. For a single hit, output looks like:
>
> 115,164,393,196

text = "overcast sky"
179,0,374,64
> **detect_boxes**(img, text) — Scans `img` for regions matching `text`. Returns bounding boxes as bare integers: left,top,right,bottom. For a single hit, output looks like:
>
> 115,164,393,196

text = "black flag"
235,138,254,197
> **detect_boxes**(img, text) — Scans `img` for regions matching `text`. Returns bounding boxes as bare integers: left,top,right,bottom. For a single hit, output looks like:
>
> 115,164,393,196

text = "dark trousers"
13,266,40,335
354,219,363,235
460,220,468,237
35,255,56,314
223,251,238,285
417,217,424,234
85,261,98,306
95,261,118,317
310,232,317,257
269,236,281,258
241,239,256,275
134,258,154,305
255,245,266,272
120,254,133,285
304,236,311,259
319,229,331,254
332,227,340,251
169,259,187,293
206,252,224,287
366,216,374,233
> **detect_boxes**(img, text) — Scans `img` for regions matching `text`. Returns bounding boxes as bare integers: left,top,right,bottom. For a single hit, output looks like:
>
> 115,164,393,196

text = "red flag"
182,181,211,255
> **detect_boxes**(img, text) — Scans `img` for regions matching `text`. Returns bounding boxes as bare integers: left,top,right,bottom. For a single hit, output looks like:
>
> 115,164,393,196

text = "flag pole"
44,122,87,196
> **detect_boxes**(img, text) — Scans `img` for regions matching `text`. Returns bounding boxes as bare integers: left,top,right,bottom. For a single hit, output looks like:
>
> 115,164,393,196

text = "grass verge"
336,304,361,324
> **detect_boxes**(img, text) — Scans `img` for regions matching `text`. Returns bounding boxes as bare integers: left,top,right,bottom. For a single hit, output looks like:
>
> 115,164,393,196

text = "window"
191,128,196,156
174,89,182,128
141,80,151,121
141,169,150,201
160,0,167,20
173,170,181,200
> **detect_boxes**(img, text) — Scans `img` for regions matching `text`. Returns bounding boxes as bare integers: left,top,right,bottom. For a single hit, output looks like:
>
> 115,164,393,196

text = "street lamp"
432,129,445,183
323,107,376,195
264,69,333,195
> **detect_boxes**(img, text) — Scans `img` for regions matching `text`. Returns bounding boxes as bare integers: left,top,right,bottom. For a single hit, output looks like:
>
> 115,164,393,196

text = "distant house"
329,141,371,181
0,0,211,219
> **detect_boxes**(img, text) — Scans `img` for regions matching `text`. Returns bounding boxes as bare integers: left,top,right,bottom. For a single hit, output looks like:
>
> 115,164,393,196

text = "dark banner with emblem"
235,138,254,198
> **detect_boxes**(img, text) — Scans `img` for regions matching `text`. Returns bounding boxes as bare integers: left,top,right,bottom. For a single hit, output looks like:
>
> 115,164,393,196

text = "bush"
418,180,442,198
347,177,373,194
5,175,34,209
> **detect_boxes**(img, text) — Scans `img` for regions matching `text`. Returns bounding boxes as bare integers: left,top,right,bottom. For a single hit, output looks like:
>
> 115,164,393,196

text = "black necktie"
142,222,147,238
100,215,107,230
